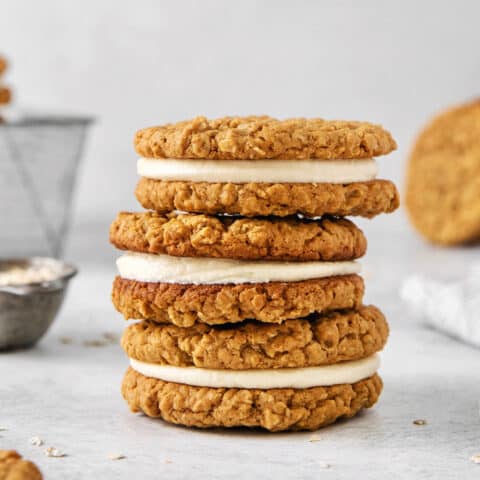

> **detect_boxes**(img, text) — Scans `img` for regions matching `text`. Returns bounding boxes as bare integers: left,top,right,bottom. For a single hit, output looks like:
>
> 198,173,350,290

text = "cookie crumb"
309,435,321,443
107,453,126,460
30,436,44,446
413,419,427,426
83,339,108,347
164,459,173,464
45,447,66,458
59,336,73,345
471,454,480,464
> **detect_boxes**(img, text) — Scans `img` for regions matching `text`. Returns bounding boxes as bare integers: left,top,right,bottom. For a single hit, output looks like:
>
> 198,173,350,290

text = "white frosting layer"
116,252,360,285
130,355,380,389
137,157,378,184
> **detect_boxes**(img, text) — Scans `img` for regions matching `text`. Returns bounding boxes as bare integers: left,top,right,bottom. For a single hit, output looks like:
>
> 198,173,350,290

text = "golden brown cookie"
135,178,399,218
112,274,364,327
122,305,388,369
110,211,367,261
0,450,42,480
122,367,382,431
0,87,11,105
406,99,480,245
134,116,396,160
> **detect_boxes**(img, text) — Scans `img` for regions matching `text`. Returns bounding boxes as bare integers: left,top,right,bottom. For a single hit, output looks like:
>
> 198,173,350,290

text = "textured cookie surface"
134,116,396,160
406,99,480,245
112,274,364,327
122,305,388,369
136,178,399,218
0,450,42,480
110,211,367,261
122,368,382,431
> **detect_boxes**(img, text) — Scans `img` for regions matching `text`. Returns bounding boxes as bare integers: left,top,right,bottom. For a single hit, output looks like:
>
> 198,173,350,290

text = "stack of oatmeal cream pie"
110,116,399,432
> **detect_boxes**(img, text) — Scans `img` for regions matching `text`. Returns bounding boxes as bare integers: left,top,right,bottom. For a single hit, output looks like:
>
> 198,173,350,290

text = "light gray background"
1,2,480,479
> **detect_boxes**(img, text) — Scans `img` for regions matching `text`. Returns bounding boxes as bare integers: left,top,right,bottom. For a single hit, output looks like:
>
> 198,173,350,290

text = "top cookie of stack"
134,116,399,218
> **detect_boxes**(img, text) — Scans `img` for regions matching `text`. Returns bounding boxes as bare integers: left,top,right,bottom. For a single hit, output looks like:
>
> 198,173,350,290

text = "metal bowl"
0,257,77,350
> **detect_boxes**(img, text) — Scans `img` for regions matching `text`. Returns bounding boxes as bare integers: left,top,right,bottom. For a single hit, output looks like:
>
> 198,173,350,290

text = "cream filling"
129,355,380,389
137,157,378,184
116,252,360,285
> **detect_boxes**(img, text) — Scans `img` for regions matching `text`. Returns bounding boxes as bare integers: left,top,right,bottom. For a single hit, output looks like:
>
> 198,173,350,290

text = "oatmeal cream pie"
122,355,382,431
121,306,387,430
0,450,43,480
110,212,366,326
134,116,399,218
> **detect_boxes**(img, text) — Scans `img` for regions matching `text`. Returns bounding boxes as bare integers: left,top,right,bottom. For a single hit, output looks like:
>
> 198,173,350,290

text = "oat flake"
30,436,44,446
413,419,427,426
108,453,126,460
45,447,66,458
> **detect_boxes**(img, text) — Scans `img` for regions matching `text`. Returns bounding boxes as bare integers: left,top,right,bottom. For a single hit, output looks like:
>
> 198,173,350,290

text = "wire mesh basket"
0,117,92,258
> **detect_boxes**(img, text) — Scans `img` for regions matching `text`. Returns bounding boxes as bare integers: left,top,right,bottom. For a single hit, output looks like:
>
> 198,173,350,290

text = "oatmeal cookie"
122,305,388,369
122,368,382,431
110,211,367,261
406,99,480,245
0,450,42,480
112,274,364,327
135,178,399,218
134,116,396,160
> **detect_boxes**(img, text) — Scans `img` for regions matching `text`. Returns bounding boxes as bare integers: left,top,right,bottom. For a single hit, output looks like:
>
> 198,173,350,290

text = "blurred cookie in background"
405,99,480,245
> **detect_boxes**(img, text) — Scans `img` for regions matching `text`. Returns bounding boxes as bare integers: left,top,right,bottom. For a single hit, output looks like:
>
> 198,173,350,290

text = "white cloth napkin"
401,265,480,348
